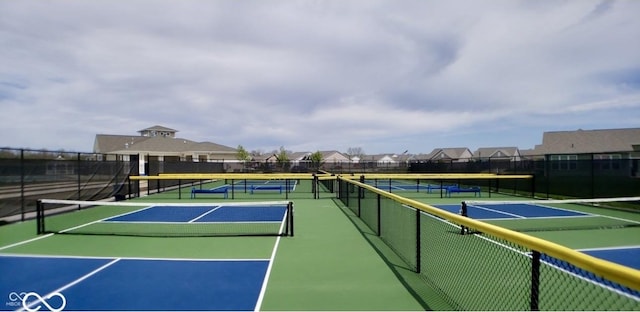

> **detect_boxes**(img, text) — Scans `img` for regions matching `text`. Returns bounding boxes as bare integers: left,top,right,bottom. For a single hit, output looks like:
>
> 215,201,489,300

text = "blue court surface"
231,180,297,191
580,246,640,271
369,184,429,191
1,255,269,311
541,247,640,299
434,203,640,267
434,202,587,219
107,205,287,223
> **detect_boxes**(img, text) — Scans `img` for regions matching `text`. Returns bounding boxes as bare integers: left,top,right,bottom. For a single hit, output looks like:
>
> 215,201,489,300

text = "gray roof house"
532,128,640,158
93,125,237,161
473,147,522,161
528,127,640,178
316,151,350,163
419,148,474,162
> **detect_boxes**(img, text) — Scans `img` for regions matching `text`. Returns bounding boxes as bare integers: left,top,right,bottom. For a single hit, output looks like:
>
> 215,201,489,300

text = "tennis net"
36,199,294,237
464,197,640,232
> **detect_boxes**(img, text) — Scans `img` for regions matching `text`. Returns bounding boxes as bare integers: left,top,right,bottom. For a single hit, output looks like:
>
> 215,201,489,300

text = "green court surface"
2,179,638,311
0,191,443,310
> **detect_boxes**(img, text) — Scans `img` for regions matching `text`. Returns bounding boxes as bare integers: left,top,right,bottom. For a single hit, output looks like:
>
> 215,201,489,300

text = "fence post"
20,149,25,222
77,152,81,201
530,250,541,311
415,207,421,273
376,193,381,236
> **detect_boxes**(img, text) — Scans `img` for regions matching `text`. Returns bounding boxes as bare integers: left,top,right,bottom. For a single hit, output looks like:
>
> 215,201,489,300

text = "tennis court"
0,182,431,311
434,200,640,271
1,255,270,311
2,176,639,311
1,201,294,311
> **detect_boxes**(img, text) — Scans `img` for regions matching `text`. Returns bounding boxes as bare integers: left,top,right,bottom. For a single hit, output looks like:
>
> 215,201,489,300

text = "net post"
288,201,294,237
530,250,541,311
285,179,289,200
178,179,182,199
36,199,44,234
312,174,317,199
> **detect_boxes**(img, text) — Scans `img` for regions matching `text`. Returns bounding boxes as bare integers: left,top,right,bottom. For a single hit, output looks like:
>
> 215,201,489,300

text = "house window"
594,154,622,170
550,155,577,170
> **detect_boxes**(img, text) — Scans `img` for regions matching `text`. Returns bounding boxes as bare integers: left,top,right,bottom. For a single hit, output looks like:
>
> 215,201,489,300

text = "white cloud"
1,0,639,154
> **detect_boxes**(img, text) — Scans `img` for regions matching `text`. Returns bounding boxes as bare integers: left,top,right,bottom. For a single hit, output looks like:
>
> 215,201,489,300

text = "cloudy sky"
1,0,639,155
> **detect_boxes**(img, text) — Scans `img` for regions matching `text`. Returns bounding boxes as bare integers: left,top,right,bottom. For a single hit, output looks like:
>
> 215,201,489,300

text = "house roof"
319,150,348,159
535,128,640,154
94,134,236,155
473,147,520,158
138,125,178,133
426,147,472,160
288,152,311,161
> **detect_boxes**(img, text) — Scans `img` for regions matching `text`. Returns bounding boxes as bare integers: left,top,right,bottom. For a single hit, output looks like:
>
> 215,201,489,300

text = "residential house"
473,147,522,161
472,147,522,173
93,125,237,174
422,148,474,162
371,154,398,166
319,150,350,163
531,128,640,176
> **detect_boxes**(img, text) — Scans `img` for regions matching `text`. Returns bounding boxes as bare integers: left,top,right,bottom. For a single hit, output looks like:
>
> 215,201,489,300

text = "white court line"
468,204,526,219
188,206,222,223
577,245,640,252
0,205,157,252
0,253,270,262
18,258,121,312
253,209,289,312
481,215,599,221
0,234,54,252
58,205,158,234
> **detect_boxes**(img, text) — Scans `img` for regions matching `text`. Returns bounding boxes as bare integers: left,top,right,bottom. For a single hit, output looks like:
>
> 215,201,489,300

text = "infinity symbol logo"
20,292,66,312
8,292,28,301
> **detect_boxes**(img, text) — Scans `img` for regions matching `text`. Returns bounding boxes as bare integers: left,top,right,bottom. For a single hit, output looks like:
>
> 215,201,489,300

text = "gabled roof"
360,153,414,162
289,152,311,161
427,147,472,160
93,134,150,153
473,147,520,158
94,134,236,154
319,150,349,161
138,125,178,133
535,128,640,154
360,154,395,162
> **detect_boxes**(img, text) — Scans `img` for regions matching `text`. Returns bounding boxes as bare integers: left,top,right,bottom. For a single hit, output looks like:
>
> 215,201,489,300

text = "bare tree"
346,147,365,160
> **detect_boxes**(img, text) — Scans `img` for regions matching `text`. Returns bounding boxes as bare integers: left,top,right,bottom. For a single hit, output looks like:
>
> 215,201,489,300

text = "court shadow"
332,198,456,311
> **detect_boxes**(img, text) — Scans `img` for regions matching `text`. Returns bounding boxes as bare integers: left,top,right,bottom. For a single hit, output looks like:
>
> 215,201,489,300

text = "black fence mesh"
0,148,136,221
410,157,640,198
337,177,640,310
4,148,640,222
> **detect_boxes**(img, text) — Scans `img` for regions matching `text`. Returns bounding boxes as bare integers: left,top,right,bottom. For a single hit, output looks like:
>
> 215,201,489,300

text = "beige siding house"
532,128,640,157
421,148,474,162
531,128,640,177
473,147,522,161
93,125,237,174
